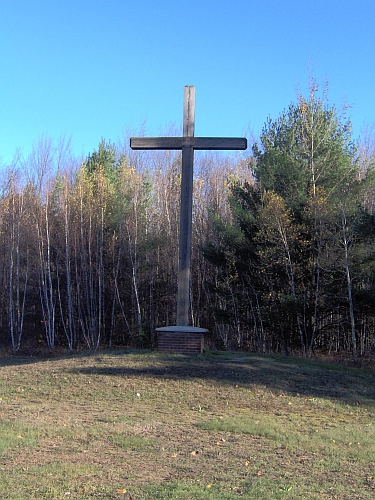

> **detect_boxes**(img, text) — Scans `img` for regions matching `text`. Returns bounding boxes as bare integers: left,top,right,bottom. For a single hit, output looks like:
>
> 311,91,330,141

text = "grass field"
0,349,374,499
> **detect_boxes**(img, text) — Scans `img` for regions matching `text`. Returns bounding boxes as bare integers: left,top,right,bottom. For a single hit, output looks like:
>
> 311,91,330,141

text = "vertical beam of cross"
177,86,196,326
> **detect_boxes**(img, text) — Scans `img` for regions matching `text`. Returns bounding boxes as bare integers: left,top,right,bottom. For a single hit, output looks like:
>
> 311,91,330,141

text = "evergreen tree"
205,82,375,357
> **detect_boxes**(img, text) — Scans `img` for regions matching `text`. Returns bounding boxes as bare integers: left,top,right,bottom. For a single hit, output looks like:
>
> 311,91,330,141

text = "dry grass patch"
0,350,374,499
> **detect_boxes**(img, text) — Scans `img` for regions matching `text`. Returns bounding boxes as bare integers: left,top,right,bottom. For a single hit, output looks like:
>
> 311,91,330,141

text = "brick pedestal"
156,326,207,354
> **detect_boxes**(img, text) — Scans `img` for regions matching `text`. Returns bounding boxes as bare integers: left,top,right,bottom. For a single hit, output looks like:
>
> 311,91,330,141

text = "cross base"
156,326,208,354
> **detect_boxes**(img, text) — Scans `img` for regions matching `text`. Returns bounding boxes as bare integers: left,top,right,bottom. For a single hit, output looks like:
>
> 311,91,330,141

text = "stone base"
156,326,208,354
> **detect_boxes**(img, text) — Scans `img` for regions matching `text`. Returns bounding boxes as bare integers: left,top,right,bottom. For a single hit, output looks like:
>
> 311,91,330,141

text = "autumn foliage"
1,85,375,359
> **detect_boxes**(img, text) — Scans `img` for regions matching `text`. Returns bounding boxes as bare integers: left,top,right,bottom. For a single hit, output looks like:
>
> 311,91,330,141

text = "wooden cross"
130,86,247,327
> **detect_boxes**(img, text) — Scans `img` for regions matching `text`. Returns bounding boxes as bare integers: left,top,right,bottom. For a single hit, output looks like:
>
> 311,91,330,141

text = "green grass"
0,350,374,499
112,434,157,451
0,420,39,455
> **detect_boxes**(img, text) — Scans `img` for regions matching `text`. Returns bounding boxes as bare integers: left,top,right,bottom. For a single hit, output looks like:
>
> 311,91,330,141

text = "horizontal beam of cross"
130,136,247,151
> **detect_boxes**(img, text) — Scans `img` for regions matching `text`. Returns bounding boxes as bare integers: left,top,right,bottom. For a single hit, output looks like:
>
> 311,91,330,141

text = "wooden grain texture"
183,85,195,138
130,136,247,150
177,145,194,326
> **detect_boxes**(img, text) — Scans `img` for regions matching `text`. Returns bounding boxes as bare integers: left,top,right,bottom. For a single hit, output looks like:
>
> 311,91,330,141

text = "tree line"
1,84,375,359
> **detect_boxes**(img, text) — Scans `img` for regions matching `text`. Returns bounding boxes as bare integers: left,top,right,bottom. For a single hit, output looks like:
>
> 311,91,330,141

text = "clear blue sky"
1,0,374,165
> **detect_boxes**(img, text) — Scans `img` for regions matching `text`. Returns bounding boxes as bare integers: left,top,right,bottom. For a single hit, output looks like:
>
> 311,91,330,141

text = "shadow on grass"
1,348,374,408
68,351,375,408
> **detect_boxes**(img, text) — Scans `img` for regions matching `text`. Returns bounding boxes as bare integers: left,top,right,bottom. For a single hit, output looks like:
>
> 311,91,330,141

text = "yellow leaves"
195,177,204,190
303,186,332,220
298,101,309,116
225,172,241,189
259,191,294,244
